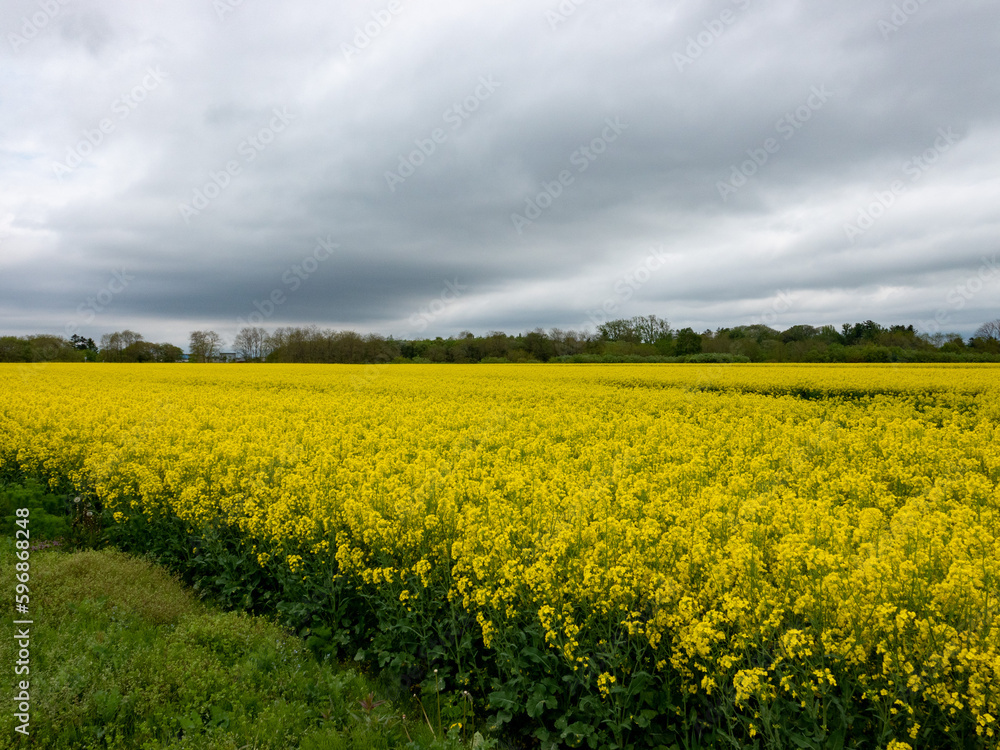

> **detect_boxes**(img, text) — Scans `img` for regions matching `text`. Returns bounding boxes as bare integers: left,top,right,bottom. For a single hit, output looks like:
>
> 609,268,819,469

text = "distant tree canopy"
597,314,672,345
96,331,182,362
0,335,85,363
266,327,399,364
971,318,1000,354
1,316,999,364
70,334,97,353
99,330,143,362
121,341,184,363
254,318,1000,364
697,318,1000,363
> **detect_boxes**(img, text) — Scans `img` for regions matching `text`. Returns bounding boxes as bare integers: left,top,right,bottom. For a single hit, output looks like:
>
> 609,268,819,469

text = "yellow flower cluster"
1,362,998,739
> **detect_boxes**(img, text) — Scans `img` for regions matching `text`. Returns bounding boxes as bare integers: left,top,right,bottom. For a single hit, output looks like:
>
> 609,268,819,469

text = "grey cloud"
2,0,999,348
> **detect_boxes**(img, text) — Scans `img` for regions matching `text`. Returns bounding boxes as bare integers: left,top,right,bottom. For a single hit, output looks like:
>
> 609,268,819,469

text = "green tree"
0,336,84,362
70,334,97,351
26,335,84,362
632,314,672,345
0,336,31,362
597,318,640,344
523,329,555,361
119,341,183,362
780,325,819,343
674,327,702,356
153,343,184,362
99,330,144,362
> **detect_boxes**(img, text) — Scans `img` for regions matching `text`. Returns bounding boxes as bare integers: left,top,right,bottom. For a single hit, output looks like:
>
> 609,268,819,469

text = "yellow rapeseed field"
1,363,997,746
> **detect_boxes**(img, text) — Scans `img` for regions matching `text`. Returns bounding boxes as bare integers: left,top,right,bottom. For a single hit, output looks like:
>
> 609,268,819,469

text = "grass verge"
0,533,494,749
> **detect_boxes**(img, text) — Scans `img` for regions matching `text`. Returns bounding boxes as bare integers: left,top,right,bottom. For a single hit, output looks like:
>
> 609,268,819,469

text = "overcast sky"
2,0,999,348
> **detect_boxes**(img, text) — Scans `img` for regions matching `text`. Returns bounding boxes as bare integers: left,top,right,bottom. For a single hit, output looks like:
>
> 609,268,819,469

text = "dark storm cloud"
1,0,998,349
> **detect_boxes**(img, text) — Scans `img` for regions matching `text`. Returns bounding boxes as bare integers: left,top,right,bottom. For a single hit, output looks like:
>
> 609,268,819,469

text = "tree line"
0,331,182,363
1,316,999,364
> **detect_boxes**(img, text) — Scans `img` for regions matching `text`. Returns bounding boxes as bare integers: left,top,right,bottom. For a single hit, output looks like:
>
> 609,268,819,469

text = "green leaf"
529,699,547,718
789,733,821,749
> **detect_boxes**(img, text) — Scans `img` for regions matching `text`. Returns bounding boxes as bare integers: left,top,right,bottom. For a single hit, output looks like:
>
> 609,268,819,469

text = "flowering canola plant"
1,362,998,746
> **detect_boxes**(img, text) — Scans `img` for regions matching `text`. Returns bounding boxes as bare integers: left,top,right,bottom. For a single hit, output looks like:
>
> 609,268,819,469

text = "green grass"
0,478,74,543
0,539,495,749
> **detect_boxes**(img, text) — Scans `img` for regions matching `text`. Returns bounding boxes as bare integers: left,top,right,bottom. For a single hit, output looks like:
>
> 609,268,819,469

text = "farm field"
1,363,998,749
